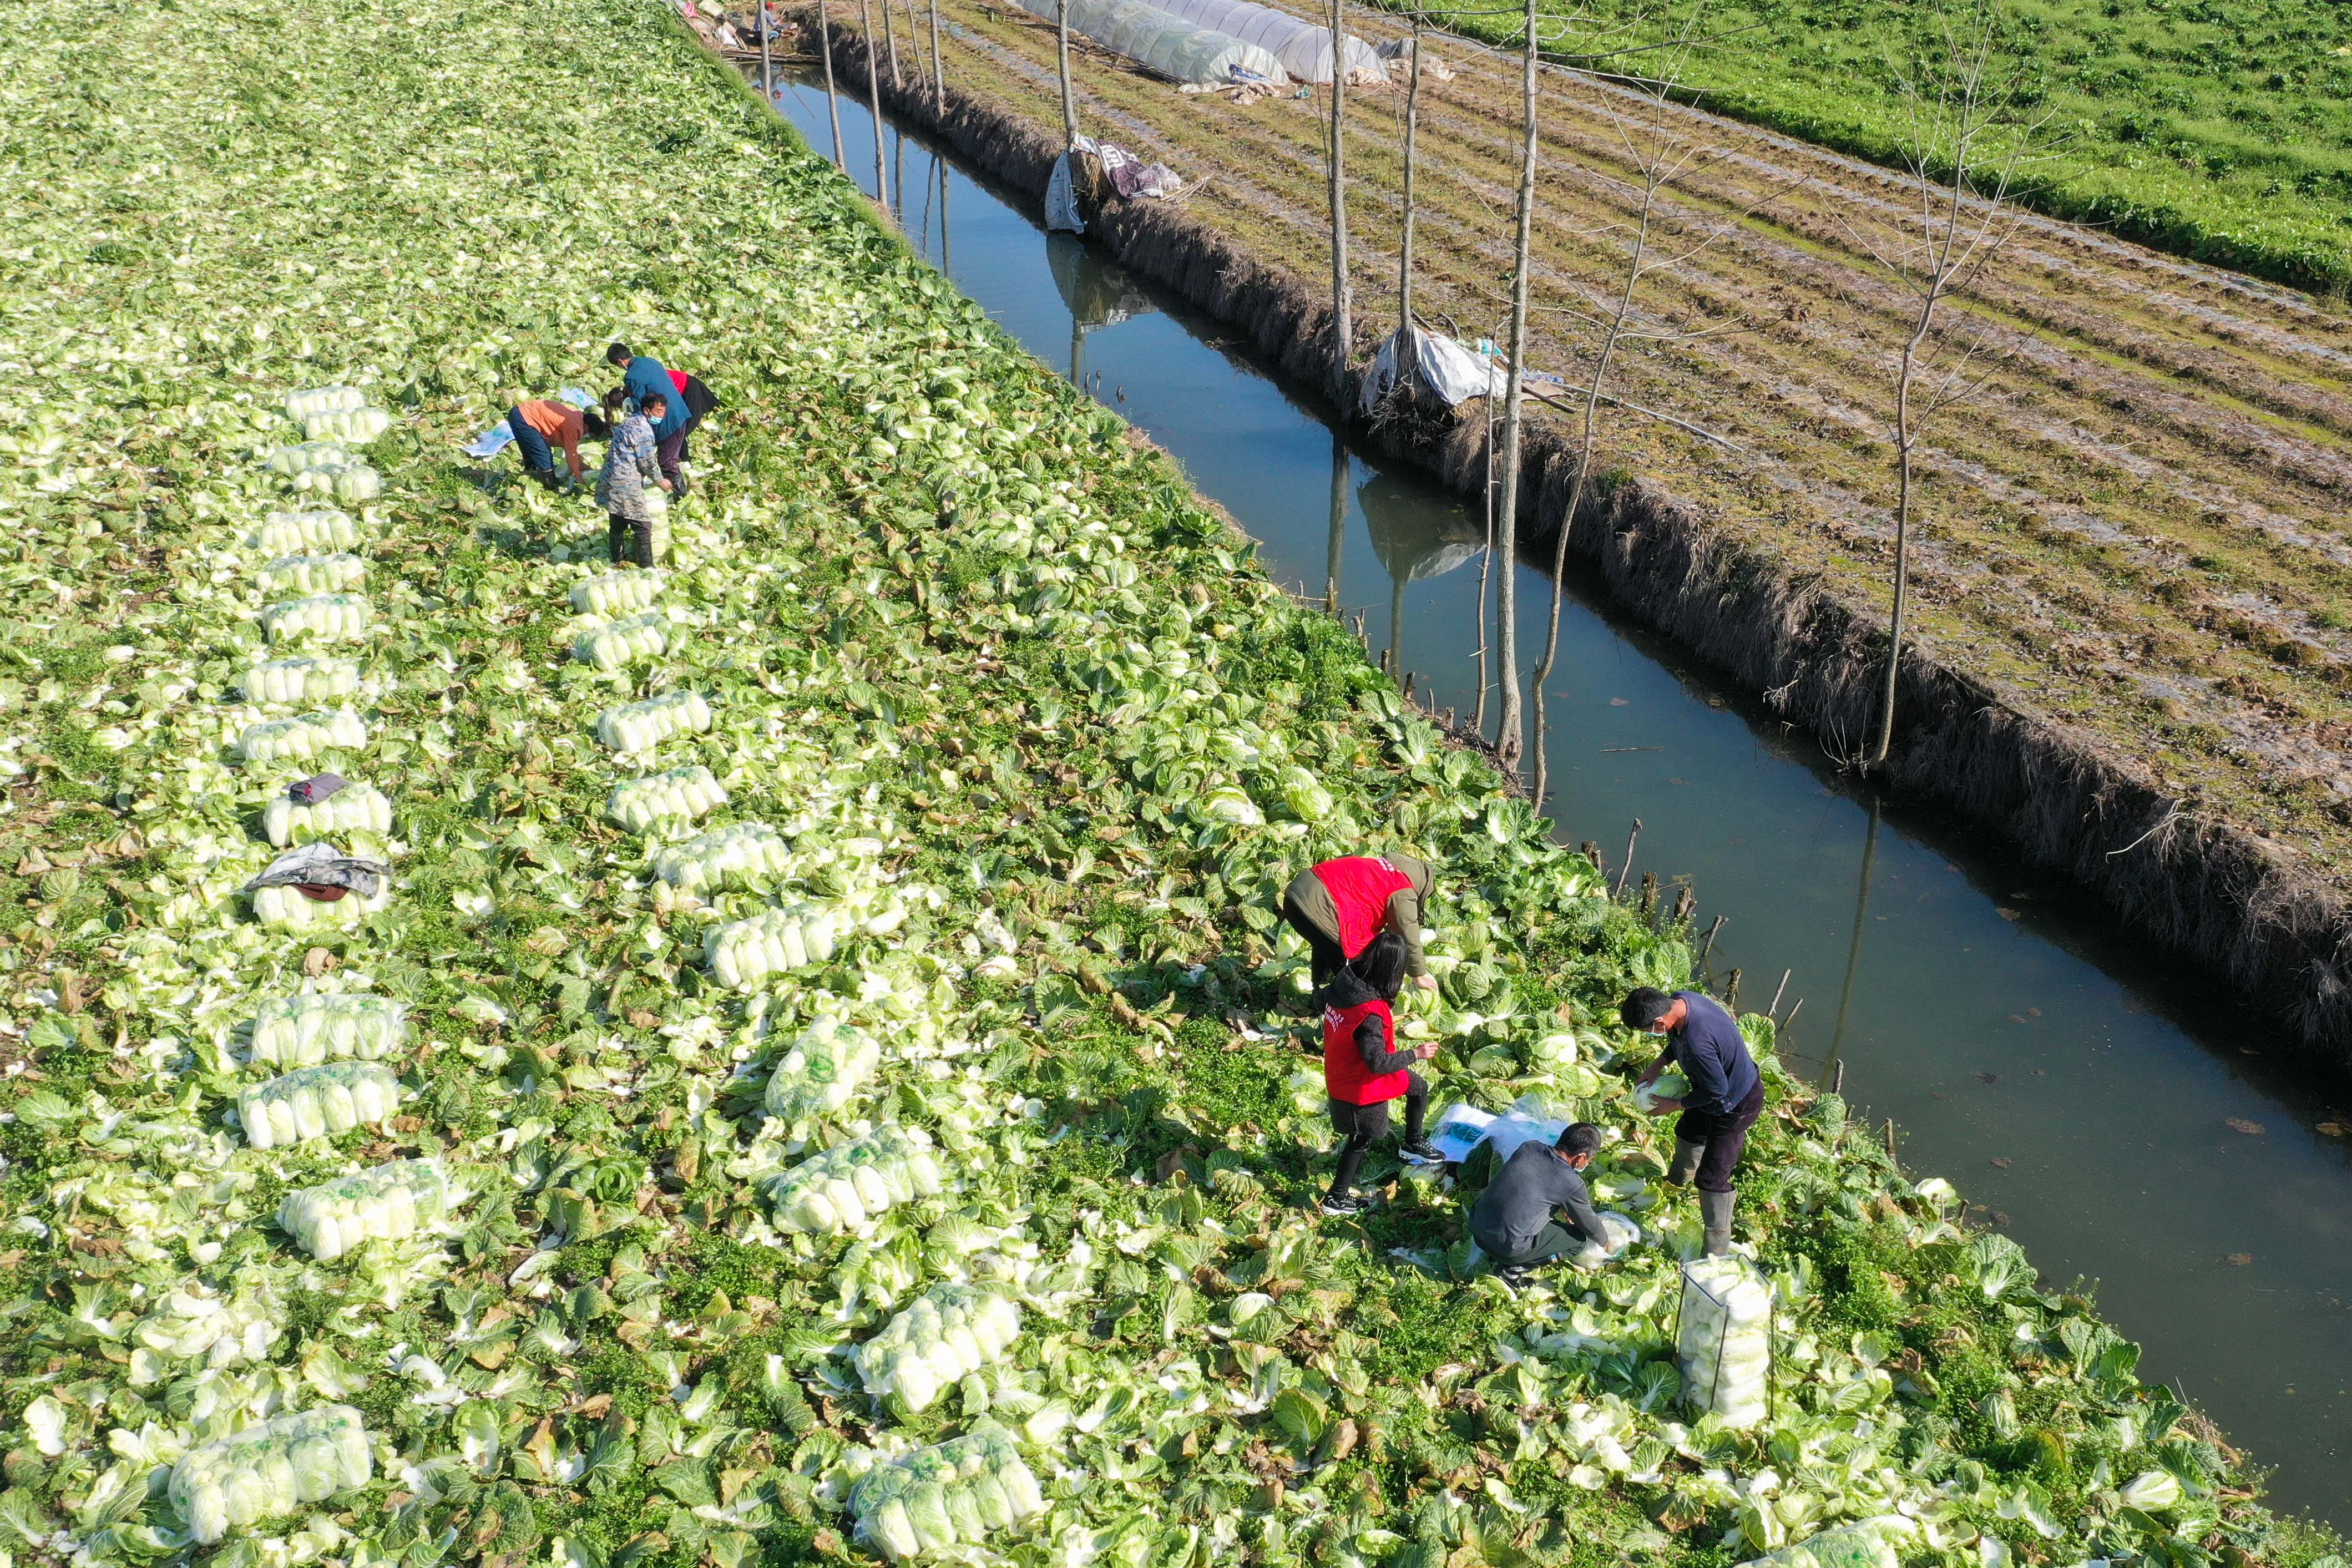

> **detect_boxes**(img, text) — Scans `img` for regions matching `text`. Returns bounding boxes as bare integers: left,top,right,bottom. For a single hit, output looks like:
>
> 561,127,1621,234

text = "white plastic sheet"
1142,0,1384,83
1358,325,1504,415
1016,0,1287,84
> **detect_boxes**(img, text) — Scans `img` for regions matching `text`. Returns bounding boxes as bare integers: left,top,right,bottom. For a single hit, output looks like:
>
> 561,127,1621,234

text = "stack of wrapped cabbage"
238,1061,399,1150
705,899,844,990
766,1123,943,1233
596,687,711,753
260,552,368,595
264,780,393,848
168,1404,373,1543
1678,1256,1772,1427
249,509,365,556
574,610,668,670
252,880,391,930
763,1015,881,1119
849,1423,1047,1561
1736,1521,1904,1568
278,1157,451,1260
243,655,361,705
248,992,411,1066
607,765,728,832
239,708,368,764
571,569,664,616
655,821,793,892
855,1284,1023,1412
263,593,373,644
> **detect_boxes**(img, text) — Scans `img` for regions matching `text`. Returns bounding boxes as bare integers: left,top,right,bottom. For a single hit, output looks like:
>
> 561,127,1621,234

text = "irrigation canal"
762,72,2352,1525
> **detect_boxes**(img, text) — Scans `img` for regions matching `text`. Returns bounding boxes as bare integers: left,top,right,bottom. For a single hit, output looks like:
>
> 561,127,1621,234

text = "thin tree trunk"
1056,0,1079,145
758,0,772,104
1327,0,1352,405
881,0,902,90
858,0,890,216
1871,297,1933,766
818,0,846,170
1397,16,1422,333
1493,0,1540,770
929,0,945,110
1474,395,1495,734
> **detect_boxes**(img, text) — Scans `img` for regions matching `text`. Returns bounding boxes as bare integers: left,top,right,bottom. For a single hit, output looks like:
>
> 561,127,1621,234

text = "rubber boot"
1701,1189,1736,1257
1666,1138,1706,1186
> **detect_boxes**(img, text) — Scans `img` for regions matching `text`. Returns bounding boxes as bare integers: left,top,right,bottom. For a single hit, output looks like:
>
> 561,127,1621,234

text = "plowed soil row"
832,0,2352,886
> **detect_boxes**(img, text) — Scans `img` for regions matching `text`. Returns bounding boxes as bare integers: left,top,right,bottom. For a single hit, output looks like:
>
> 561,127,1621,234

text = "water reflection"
1362,471,1484,680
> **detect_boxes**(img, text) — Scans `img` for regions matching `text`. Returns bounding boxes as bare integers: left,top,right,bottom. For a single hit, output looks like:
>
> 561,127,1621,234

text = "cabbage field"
0,0,2339,1565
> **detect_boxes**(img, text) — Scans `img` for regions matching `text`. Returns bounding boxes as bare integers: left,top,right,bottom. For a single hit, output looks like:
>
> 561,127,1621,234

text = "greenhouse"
1142,0,1386,83
1014,0,1285,86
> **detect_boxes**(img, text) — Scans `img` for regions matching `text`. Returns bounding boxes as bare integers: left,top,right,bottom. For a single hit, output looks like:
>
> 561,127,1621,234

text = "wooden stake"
1768,968,1790,1019
1698,914,1726,964
1885,1117,1898,1164
1832,1057,1843,1096
1782,997,1803,1033
1723,968,1742,1009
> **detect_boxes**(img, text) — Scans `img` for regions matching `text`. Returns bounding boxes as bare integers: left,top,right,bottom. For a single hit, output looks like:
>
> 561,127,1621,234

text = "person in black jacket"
1319,934,1443,1216
1625,985,1765,1256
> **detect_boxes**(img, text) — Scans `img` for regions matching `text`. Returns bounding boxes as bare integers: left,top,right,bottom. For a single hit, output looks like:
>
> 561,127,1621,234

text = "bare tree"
1327,0,1354,404
1395,14,1424,337
881,0,902,90
857,0,891,216
929,0,946,109
1490,0,1542,770
1057,0,1080,145
1857,0,2048,768
818,0,846,170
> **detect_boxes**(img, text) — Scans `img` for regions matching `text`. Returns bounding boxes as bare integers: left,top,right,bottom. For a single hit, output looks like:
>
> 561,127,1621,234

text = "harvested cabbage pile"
0,0,2326,1564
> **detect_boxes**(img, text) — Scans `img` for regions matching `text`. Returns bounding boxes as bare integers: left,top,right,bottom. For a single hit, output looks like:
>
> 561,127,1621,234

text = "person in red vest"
1279,850,1439,997
1321,934,1443,1215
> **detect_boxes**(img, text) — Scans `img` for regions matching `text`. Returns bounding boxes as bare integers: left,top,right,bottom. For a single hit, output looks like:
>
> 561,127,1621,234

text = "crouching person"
1468,1122,1616,1284
1320,934,1443,1216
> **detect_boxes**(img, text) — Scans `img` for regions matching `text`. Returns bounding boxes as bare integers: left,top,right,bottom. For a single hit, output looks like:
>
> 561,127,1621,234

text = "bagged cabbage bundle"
705,899,843,990
596,688,711,753
855,1285,1023,1412
1633,1068,1691,1113
1678,1256,1771,1428
264,593,373,644
656,821,792,892
765,1123,943,1233
265,781,392,847
265,441,352,477
282,386,370,422
260,553,367,595
763,1016,881,1119
249,509,364,555
253,880,392,930
239,708,368,764
302,406,392,444
850,1423,1046,1562
242,655,360,706
1569,1211,1642,1268
239,1061,399,1150
279,1157,451,1260
608,765,727,833
169,1404,372,1544
297,463,381,504
571,569,664,616
575,611,667,670
249,992,411,1066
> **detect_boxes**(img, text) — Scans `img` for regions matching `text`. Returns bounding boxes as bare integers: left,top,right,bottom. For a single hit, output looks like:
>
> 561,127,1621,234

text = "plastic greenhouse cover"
1015,0,1287,85
1140,0,1385,82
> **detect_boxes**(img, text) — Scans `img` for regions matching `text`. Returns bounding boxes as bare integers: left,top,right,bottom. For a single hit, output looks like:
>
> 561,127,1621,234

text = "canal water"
764,74,2352,1525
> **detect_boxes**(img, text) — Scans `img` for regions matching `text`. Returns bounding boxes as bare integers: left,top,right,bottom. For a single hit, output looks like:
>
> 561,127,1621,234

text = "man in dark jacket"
1625,986,1764,1257
1468,1122,1615,1282
605,342,700,494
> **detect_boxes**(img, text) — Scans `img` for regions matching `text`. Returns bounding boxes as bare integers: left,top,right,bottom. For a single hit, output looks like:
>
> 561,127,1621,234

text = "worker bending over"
1468,1122,1616,1284
605,342,714,495
505,398,607,488
1279,851,1439,997
1320,934,1443,1216
1625,985,1765,1256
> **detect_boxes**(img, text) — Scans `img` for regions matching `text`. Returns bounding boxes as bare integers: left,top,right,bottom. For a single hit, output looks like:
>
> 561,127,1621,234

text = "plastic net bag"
1678,1256,1771,1427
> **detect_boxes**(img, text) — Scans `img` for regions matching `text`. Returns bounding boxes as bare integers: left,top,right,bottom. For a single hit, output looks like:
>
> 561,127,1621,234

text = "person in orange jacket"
1319,934,1444,1215
1279,851,1440,998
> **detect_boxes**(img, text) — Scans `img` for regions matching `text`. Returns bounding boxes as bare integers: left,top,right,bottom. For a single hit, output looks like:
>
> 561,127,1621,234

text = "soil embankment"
791,7,2352,1073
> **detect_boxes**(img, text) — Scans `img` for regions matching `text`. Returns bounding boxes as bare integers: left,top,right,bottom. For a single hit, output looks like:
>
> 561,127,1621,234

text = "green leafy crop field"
1403,0,2352,294
0,0,2343,1564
